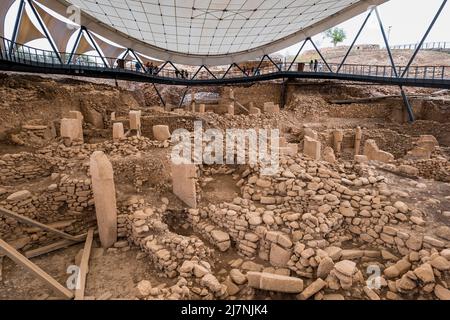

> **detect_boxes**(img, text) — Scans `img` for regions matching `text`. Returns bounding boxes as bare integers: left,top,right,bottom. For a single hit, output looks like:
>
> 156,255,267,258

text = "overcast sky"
4,0,450,58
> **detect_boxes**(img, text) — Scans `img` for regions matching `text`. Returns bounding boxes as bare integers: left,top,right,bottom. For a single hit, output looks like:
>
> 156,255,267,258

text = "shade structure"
28,0,389,65
0,0,16,40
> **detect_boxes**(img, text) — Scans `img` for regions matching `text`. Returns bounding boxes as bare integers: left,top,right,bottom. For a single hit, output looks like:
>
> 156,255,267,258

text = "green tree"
325,28,347,47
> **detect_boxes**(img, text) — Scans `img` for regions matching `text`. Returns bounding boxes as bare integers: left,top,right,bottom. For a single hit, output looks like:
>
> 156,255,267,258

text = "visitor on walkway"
135,61,141,72
314,59,318,72
310,60,314,72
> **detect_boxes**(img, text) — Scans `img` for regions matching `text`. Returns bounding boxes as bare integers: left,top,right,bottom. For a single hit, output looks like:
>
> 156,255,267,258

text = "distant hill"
294,44,450,66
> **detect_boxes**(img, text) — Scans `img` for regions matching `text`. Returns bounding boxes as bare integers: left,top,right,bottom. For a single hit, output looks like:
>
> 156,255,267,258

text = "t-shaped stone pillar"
129,110,142,137
69,111,84,141
333,130,344,154
60,118,83,143
172,163,197,208
198,104,206,113
112,122,124,142
90,151,118,248
304,136,321,160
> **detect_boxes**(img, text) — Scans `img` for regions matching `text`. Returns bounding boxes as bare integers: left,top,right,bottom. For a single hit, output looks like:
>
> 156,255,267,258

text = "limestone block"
249,107,261,115
269,243,291,267
304,128,318,140
129,110,141,133
247,272,303,293
153,125,171,141
263,102,280,113
112,123,124,141
304,136,321,160
323,147,336,163
227,104,235,115
333,130,344,153
198,104,206,113
90,151,118,248
172,163,197,208
364,140,394,163
60,118,83,143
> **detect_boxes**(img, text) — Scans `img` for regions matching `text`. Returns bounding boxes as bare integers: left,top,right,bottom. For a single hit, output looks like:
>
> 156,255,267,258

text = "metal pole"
178,87,189,108
266,54,281,71
84,28,108,67
67,28,83,64
375,7,414,122
338,8,373,73
153,83,166,107
309,38,333,72
27,0,62,64
401,0,447,78
9,0,26,56
288,40,307,71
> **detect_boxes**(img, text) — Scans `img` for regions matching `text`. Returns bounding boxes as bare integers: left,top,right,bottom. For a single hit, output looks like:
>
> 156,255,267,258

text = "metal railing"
1,36,449,82
391,41,450,51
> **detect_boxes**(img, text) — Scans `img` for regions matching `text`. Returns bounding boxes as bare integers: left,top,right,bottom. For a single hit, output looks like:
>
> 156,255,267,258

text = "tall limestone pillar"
355,127,363,155
90,151,117,248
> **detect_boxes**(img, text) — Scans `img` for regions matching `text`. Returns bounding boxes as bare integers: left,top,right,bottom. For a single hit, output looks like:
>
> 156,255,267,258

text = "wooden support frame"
0,238,74,299
74,228,94,300
0,206,87,242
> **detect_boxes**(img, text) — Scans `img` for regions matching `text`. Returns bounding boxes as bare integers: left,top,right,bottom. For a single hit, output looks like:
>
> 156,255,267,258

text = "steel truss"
3,0,449,121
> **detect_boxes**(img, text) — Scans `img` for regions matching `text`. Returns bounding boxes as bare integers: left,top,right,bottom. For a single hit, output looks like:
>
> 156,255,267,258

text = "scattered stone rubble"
1,103,449,301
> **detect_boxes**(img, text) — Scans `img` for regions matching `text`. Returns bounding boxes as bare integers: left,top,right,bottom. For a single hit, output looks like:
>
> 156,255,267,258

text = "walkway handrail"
1,36,449,86
391,41,450,51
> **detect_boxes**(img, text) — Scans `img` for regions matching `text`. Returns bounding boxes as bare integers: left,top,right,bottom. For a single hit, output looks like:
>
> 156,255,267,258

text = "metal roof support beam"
128,48,145,71
67,28,83,64
178,86,189,109
9,0,25,56
153,83,165,107
375,7,414,122
309,38,333,73
191,65,217,80
338,8,374,73
401,0,447,78
222,64,233,79
155,60,180,76
27,0,62,64
84,27,108,67
288,40,308,71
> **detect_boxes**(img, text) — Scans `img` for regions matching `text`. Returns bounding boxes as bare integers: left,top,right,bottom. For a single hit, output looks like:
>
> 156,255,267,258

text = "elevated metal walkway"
1,37,449,89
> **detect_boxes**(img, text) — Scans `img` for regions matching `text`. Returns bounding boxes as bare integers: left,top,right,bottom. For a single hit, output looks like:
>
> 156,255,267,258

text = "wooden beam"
25,239,82,259
0,238,74,299
0,256,3,282
0,206,87,242
74,228,94,300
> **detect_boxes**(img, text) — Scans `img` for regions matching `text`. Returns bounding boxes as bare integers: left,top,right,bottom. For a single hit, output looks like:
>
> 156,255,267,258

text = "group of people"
309,59,323,72
242,66,261,76
175,69,189,79
144,62,158,75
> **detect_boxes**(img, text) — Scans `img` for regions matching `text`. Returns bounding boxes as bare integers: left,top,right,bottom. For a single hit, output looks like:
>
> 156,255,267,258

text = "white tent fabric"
22,0,389,65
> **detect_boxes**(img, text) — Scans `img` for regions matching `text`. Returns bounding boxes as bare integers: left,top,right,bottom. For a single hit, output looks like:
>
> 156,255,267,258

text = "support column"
89,151,117,248
355,126,362,155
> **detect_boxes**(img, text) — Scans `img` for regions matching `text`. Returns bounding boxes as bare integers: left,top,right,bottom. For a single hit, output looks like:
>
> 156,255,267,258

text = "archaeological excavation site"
0,0,450,308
